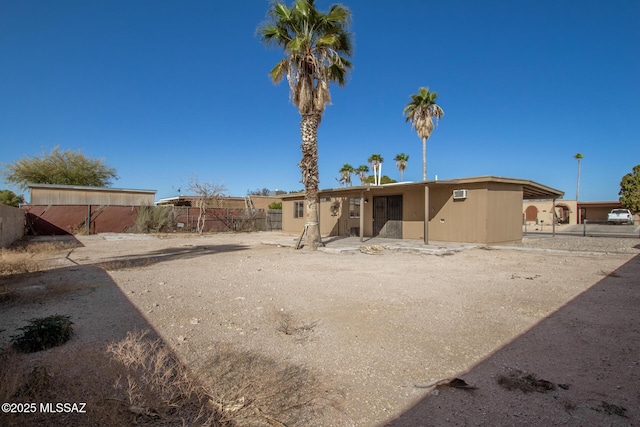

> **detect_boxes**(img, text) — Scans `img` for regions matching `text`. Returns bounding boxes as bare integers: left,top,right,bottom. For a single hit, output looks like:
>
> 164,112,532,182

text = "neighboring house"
523,200,639,225
282,176,564,245
523,200,578,226
155,195,282,210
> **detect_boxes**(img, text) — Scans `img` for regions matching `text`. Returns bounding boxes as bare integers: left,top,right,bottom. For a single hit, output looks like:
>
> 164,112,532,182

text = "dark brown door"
373,195,403,238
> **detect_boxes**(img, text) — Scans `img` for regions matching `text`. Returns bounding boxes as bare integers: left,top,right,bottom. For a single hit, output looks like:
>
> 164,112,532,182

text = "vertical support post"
318,197,322,246
87,204,91,234
359,190,364,242
424,185,429,244
552,198,556,237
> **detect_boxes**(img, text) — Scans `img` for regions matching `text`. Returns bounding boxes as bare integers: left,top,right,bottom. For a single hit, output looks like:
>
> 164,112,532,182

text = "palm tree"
574,153,583,201
259,0,353,250
394,153,409,181
339,163,355,186
368,154,383,186
403,87,444,181
356,165,369,185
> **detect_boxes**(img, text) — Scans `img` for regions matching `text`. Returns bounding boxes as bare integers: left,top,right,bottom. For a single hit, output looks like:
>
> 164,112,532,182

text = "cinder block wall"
0,204,25,247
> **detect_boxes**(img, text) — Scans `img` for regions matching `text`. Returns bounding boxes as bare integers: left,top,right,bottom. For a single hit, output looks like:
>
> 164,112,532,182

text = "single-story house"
155,195,282,210
523,200,638,225
282,176,564,245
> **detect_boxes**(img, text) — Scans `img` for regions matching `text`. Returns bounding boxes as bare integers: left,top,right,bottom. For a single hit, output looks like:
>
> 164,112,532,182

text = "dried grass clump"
273,309,319,340
0,250,40,276
1,240,78,277
107,330,219,425
199,344,340,426
11,240,79,255
97,257,159,271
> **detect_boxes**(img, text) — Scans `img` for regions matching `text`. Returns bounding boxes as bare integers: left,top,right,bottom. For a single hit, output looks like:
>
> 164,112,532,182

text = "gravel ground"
1,232,638,426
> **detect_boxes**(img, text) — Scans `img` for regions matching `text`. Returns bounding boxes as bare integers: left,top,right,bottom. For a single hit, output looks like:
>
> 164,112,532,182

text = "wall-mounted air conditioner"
453,189,468,200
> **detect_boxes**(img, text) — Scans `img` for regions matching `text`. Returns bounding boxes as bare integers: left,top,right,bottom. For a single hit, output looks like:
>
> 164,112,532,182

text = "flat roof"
282,176,564,200
28,183,156,194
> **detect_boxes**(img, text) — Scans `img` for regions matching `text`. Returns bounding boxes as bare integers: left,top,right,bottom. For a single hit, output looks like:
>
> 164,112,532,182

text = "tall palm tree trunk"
576,158,581,201
422,137,427,181
300,114,321,249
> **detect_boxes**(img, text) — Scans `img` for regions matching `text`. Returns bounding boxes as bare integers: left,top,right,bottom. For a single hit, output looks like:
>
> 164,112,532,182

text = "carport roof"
28,183,157,194
281,176,564,200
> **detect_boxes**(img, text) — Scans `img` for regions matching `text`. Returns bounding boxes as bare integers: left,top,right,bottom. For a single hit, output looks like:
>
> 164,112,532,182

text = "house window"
294,201,304,218
349,198,361,218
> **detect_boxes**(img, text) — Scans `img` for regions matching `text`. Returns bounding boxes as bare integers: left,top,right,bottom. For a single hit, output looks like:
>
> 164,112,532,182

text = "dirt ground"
1,232,639,426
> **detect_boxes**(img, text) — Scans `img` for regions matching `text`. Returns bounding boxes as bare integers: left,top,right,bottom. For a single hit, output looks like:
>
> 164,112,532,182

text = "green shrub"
11,315,74,353
134,205,173,233
268,202,282,210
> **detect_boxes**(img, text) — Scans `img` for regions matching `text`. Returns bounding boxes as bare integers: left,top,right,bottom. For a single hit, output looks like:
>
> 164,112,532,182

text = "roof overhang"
27,183,157,194
281,176,564,200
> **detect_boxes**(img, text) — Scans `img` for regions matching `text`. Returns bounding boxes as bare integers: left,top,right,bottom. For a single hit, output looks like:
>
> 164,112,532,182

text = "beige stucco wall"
429,183,489,243
0,204,24,247
283,181,535,244
282,197,306,234
485,183,524,244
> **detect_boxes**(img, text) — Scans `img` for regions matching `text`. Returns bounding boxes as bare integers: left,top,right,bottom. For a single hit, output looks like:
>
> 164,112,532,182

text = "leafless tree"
188,178,226,234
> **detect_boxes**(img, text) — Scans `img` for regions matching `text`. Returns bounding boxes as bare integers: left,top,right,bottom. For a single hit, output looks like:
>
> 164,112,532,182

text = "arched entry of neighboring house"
525,206,538,222
555,203,572,224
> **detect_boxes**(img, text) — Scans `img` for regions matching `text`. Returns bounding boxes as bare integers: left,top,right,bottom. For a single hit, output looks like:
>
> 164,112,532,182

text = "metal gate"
373,195,403,238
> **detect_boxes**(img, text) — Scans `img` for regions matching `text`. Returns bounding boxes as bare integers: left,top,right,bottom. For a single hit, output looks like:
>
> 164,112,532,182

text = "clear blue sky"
1,0,638,202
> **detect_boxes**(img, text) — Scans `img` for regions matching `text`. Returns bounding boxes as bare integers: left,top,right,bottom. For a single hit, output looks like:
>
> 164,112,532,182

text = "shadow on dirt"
0,247,331,426
385,253,640,426
93,244,249,270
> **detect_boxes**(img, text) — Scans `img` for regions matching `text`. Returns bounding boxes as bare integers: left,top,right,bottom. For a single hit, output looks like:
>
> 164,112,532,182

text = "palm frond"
258,0,353,115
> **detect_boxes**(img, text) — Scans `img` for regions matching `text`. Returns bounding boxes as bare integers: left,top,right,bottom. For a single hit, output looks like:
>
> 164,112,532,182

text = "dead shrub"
106,330,218,425
199,344,340,426
273,309,319,340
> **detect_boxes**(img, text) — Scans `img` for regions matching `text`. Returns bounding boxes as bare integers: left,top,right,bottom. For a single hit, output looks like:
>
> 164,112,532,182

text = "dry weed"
107,329,219,425
10,240,79,255
1,240,78,277
199,343,341,426
0,250,40,276
273,309,319,340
